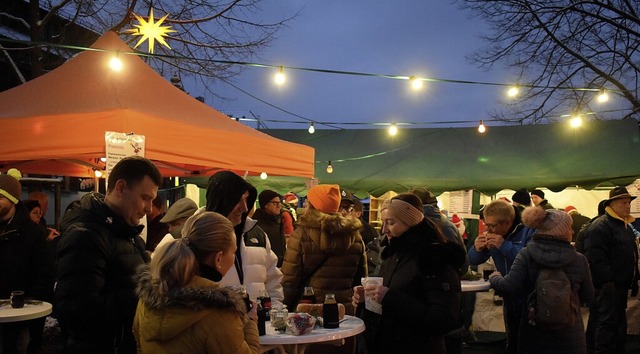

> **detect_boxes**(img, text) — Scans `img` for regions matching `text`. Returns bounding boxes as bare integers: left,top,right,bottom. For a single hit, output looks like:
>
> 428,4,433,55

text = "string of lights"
0,37,629,135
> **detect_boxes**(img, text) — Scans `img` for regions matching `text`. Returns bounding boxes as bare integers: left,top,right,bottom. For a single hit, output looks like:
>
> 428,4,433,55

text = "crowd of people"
0,157,638,354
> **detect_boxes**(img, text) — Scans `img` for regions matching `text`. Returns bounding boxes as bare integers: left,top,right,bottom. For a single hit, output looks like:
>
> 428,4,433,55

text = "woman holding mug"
352,193,466,354
134,212,260,353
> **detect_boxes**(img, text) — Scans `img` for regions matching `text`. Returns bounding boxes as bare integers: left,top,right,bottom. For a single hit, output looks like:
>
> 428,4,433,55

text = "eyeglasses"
268,201,281,206
484,221,503,230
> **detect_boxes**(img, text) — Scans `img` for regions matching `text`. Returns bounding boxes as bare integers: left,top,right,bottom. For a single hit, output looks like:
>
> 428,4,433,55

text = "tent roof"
0,31,314,178
207,119,639,197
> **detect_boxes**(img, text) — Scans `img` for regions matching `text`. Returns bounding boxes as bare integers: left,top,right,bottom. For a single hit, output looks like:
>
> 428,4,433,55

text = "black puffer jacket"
584,211,638,289
55,192,150,354
362,219,465,354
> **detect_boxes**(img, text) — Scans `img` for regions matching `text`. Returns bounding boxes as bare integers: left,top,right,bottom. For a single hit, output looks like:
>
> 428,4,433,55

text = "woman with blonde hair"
133,212,260,353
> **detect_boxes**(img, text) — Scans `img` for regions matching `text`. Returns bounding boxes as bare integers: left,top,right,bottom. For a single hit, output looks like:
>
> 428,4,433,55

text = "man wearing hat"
564,205,590,242
253,189,287,267
530,189,554,210
0,169,54,353
511,188,531,214
151,198,198,257
583,186,638,353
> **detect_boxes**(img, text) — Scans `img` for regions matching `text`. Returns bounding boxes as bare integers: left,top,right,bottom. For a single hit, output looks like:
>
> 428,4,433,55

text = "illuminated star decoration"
129,9,176,54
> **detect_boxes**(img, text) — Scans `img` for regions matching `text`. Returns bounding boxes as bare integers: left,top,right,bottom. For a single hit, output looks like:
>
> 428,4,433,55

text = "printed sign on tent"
105,131,146,182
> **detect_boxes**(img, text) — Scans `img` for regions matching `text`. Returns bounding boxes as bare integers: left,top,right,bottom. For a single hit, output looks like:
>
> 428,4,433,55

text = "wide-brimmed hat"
604,187,636,206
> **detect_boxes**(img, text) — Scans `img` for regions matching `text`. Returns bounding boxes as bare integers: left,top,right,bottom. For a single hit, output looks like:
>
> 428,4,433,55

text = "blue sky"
191,1,516,130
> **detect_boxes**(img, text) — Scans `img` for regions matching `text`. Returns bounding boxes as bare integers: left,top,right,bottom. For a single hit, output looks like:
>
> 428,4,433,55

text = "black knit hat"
512,188,531,205
258,190,281,208
531,189,545,199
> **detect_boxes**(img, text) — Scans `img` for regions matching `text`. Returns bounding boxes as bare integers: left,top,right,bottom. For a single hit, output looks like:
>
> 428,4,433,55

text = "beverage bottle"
234,285,252,312
257,299,267,336
323,293,339,328
299,286,315,304
257,290,271,320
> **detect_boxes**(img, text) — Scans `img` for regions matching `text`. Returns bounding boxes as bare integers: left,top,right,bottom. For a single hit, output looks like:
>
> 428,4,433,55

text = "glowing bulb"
410,76,423,90
274,66,286,85
478,120,486,133
100,157,107,163
109,54,123,71
308,122,315,134
260,172,268,179
597,90,609,103
507,86,519,98
570,115,583,128
388,123,398,136
326,161,333,174
94,170,103,178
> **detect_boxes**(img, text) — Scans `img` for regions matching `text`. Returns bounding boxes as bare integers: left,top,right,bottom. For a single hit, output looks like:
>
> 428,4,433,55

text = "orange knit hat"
307,184,341,213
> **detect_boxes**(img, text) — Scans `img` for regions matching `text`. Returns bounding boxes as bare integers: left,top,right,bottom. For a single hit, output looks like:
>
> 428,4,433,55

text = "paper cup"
361,277,383,314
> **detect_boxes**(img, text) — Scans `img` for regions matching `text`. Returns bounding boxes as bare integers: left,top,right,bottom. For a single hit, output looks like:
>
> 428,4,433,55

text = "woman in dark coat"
352,193,466,354
489,207,595,354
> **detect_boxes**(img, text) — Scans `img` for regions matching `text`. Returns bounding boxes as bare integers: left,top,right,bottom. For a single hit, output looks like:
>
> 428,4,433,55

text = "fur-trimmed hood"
296,209,362,255
135,265,247,341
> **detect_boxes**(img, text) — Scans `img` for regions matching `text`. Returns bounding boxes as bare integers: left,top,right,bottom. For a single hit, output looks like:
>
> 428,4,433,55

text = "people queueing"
583,187,638,354
151,197,198,257
564,205,591,243
352,193,465,354
281,184,366,312
281,184,366,354
511,188,531,215
253,189,287,267
467,199,535,354
0,169,54,354
489,206,594,354
530,189,554,210
204,170,283,303
133,212,260,353
55,156,162,354
144,195,169,252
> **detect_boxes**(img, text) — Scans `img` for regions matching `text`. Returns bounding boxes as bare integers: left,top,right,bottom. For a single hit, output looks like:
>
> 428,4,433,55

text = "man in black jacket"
55,157,162,354
584,186,638,354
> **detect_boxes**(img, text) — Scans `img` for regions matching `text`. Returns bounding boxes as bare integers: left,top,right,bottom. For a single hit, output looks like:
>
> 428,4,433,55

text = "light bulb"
308,122,315,134
388,123,398,136
570,115,583,128
597,90,609,103
94,170,103,178
410,76,423,90
326,161,333,174
274,66,286,85
507,86,519,98
478,120,486,133
100,157,107,163
109,55,123,71
260,172,268,179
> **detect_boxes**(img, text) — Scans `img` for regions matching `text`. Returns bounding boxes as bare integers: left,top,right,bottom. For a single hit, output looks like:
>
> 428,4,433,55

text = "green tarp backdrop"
187,119,640,197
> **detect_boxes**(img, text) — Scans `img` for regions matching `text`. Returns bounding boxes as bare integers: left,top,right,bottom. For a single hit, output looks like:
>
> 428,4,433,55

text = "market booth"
0,31,315,179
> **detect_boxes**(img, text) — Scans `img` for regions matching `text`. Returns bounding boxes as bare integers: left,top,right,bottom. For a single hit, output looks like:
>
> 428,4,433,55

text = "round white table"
260,315,365,354
461,280,491,292
0,301,52,323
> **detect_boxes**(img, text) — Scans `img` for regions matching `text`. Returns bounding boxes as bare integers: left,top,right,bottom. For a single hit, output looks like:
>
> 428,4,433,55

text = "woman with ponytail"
133,212,260,353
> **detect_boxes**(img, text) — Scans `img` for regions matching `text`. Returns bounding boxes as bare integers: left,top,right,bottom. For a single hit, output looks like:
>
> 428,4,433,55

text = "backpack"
527,267,575,330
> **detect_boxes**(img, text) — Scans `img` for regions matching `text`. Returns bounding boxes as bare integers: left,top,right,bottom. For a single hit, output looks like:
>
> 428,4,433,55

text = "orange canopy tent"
0,31,315,178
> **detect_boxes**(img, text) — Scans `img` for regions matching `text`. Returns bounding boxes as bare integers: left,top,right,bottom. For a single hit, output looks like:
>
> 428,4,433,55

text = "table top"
461,280,491,292
0,301,52,323
260,315,365,345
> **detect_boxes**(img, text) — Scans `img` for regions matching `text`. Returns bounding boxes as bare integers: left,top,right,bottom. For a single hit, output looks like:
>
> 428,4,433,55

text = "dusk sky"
192,1,518,130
